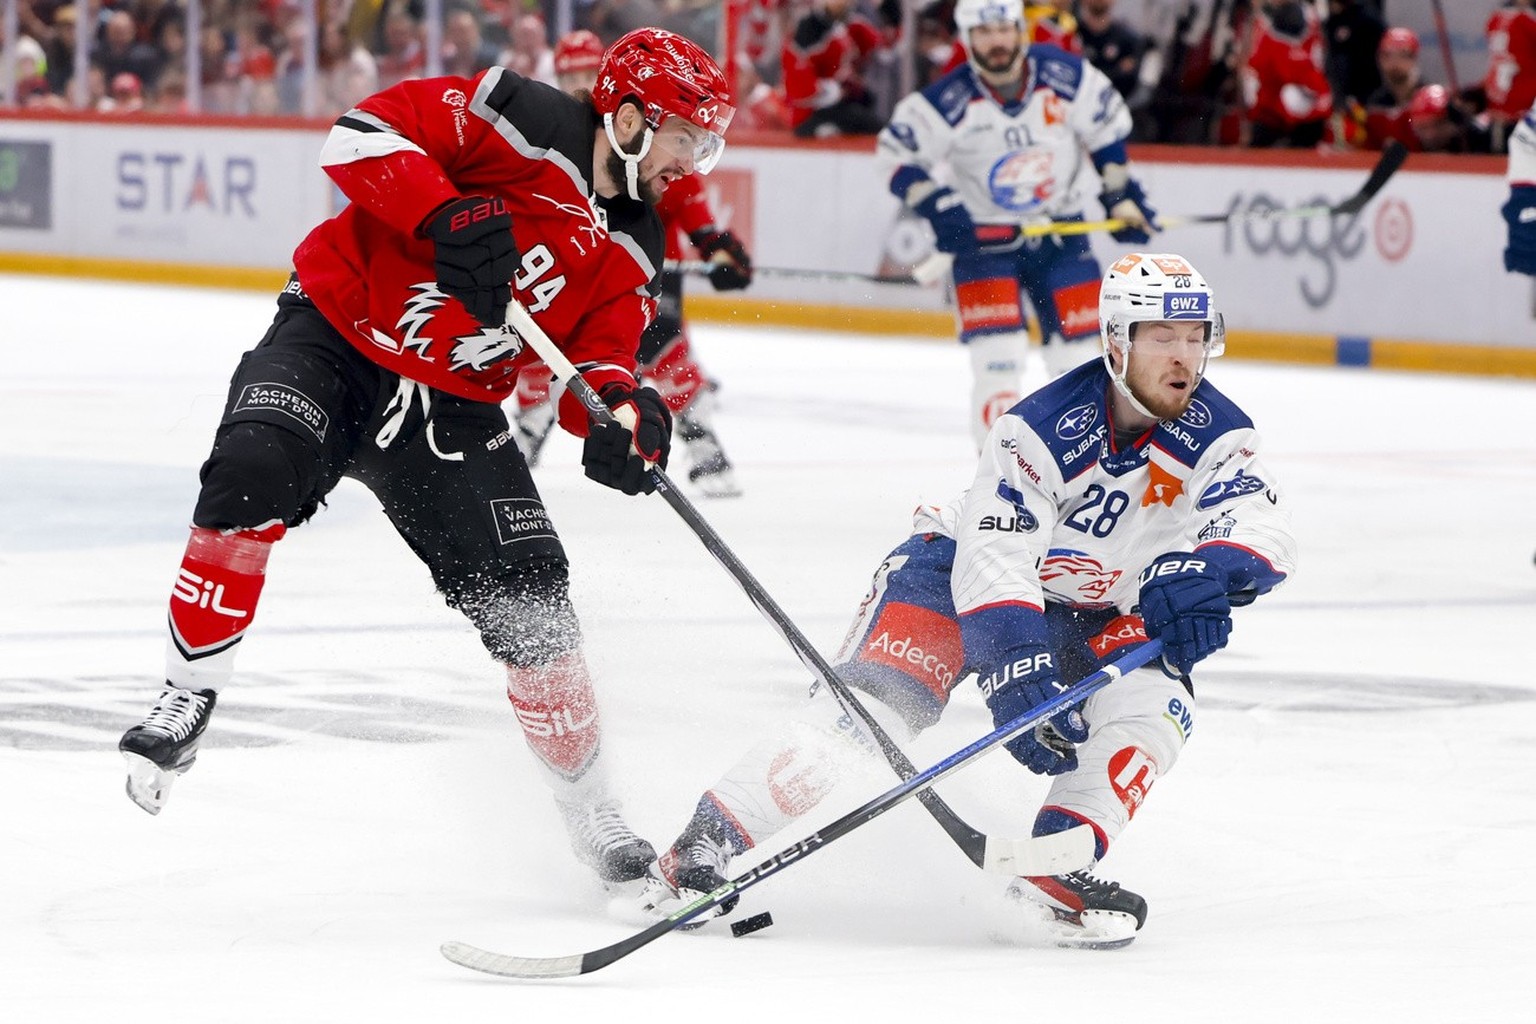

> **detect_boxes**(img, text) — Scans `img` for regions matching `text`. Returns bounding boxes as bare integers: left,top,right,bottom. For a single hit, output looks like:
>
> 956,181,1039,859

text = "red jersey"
653,173,717,262
1485,7,1536,122
1242,13,1332,131
293,69,662,412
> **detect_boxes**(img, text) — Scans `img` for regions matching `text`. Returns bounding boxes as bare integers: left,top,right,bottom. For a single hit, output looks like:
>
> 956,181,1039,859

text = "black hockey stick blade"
1329,140,1408,217
439,641,1161,980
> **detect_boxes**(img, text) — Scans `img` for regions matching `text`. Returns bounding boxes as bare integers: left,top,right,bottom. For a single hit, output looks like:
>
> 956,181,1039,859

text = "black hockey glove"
912,185,978,255
1137,552,1232,677
582,382,673,495
980,645,1088,776
689,228,754,291
1099,178,1159,245
423,195,520,328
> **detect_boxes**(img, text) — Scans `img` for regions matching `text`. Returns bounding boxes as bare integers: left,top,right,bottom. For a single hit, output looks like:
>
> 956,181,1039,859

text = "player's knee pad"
701,686,906,848
1036,671,1196,857
966,331,1028,445
193,422,322,530
445,559,583,667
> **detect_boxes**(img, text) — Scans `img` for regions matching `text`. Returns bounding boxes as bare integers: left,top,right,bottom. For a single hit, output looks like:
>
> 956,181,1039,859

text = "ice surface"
3,275,1533,1021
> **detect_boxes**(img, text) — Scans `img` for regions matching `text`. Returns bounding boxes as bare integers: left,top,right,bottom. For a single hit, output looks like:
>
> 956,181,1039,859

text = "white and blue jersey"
878,45,1133,229
878,46,1141,345
931,360,1296,630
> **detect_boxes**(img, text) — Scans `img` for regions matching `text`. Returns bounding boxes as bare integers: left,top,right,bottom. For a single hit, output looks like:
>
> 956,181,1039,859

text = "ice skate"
657,818,739,921
557,797,659,888
119,685,218,815
678,410,741,498
997,869,1147,950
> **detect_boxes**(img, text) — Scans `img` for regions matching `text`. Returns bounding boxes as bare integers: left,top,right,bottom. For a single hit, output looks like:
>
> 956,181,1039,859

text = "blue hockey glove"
1099,178,1159,245
980,646,1088,776
912,185,978,255
1502,184,1536,276
1137,552,1232,676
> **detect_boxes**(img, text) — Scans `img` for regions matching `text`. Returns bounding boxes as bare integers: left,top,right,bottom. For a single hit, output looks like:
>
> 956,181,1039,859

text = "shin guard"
165,523,284,691
505,651,603,791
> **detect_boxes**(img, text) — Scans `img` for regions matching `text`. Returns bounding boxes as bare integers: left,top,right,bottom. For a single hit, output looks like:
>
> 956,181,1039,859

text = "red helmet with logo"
554,29,605,76
593,28,734,173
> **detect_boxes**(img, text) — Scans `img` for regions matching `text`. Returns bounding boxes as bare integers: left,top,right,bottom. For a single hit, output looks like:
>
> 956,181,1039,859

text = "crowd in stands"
3,1,1532,155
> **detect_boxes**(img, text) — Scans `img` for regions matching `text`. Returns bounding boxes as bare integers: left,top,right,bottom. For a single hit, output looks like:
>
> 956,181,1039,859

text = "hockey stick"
440,639,1162,979
911,141,1409,285
664,258,916,286
502,299,1058,875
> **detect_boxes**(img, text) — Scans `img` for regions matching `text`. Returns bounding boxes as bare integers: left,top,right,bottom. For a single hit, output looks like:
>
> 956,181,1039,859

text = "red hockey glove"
423,196,520,327
582,382,673,495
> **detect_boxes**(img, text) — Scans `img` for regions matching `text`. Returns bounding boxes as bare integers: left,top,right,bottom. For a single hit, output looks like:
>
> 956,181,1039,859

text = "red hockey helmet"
1378,26,1419,58
1408,84,1449,124
554,30,605,76
593,28,734,174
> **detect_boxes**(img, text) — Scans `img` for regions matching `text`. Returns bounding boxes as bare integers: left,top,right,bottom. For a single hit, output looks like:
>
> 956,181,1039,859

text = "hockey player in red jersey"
655,254,1295,948
513,29,755,497
118,29,736,900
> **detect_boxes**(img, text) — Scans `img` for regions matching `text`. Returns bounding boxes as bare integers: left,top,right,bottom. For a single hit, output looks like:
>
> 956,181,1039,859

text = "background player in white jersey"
1502,98,1536,276
654,253,1296,948
879,0,1160,446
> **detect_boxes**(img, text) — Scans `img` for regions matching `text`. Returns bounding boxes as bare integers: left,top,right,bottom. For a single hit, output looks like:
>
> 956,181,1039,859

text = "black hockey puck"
730,912,774,938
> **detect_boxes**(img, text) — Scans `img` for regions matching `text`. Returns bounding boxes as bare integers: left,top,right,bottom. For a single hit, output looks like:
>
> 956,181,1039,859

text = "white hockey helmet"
955,0,1027,63
1098,253,1226,410
955,0,1027,34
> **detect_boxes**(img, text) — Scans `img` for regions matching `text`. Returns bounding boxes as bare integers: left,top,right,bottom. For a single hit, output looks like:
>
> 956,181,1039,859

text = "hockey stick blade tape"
730,912,775,938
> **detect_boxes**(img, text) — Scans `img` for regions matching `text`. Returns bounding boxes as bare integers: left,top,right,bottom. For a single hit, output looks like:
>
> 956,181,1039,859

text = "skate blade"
986,895,1139,951
1050,910,1139,950
122,751,179,815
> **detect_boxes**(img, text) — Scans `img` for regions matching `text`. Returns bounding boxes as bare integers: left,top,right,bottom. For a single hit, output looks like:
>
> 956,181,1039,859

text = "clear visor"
1113,313,1225,358
651,115,727,175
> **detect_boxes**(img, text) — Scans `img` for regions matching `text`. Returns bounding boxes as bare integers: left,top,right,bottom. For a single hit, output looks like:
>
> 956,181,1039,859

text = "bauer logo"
1162,292,1208,318
233,383,329,442
491,499,555,545
1055,403,1097,440
1197,469,1267,510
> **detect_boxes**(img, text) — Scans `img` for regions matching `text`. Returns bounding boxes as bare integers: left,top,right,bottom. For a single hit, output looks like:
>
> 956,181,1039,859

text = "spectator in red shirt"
1485,0,1536,149
1241,0,1332,148
782,0,887,138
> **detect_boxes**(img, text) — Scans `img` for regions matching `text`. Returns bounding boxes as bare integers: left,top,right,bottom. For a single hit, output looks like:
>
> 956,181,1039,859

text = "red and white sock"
505,651,603,792
165,522,284,691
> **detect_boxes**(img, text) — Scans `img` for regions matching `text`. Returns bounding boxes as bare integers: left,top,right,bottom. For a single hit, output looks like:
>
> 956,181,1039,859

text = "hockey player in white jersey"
1502,99,1536,276
653,253,1296,948
879,0,1159,446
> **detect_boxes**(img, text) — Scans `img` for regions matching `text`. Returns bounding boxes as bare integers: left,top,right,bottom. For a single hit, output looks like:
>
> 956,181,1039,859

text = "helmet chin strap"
1104,342,1162,421
603,112,654,201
